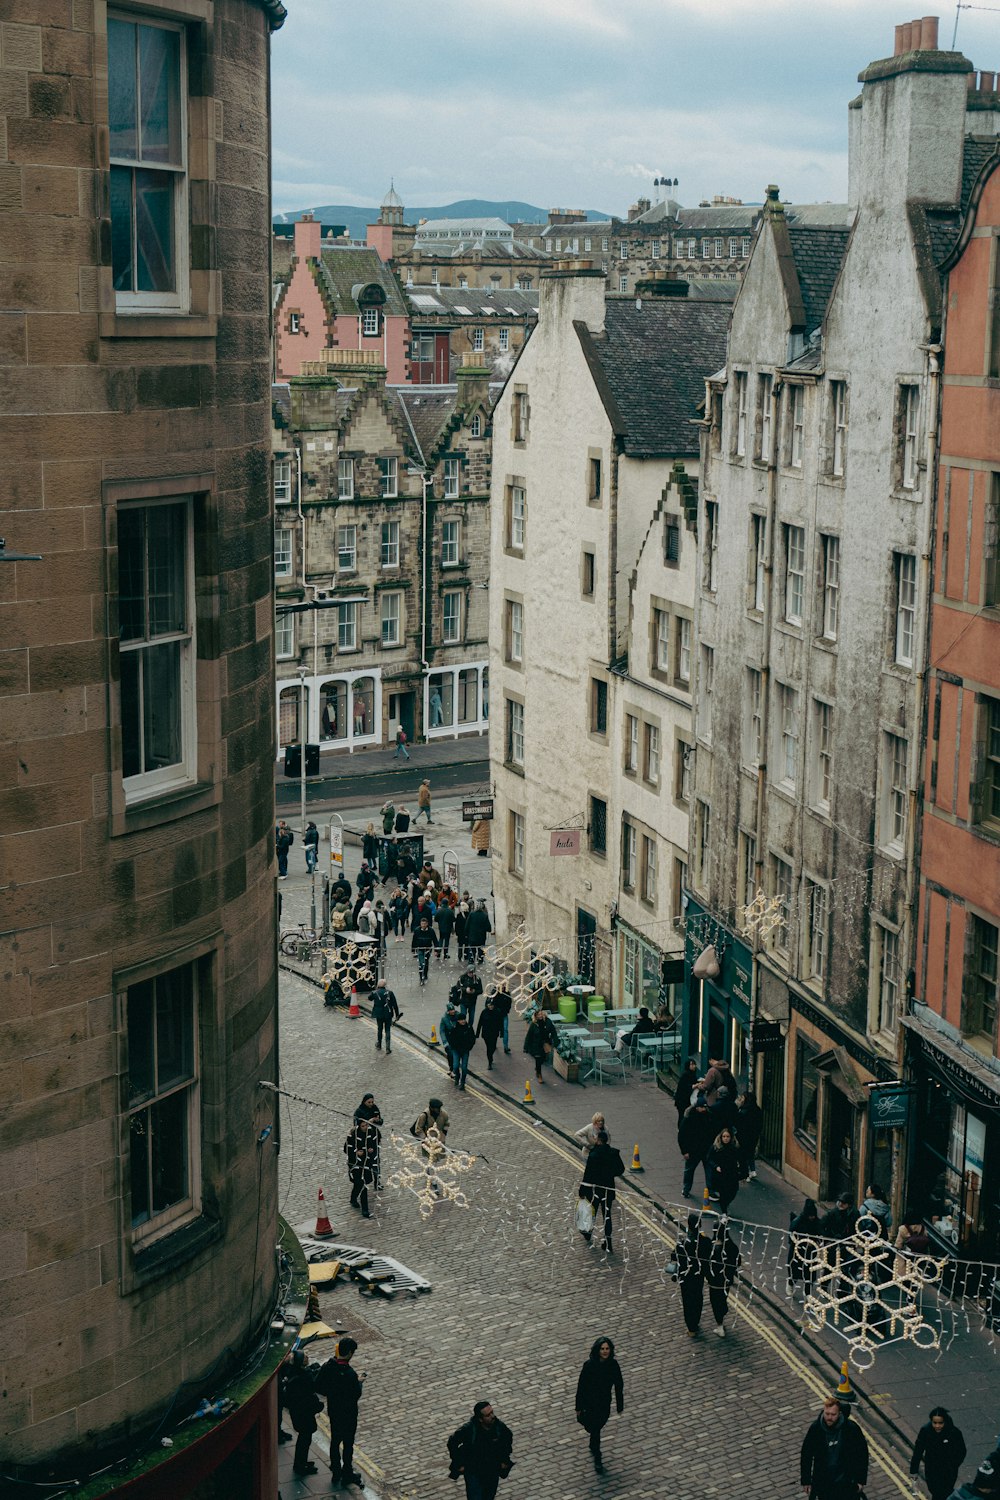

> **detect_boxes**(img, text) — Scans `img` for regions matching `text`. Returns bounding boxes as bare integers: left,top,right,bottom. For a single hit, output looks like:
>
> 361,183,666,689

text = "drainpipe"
420,469,432,733
608,439,621,661
296,439,305,591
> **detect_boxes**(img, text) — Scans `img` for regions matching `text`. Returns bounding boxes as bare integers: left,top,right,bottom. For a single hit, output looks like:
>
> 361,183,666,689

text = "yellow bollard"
629,1143,644,1172
523,1078,534,1104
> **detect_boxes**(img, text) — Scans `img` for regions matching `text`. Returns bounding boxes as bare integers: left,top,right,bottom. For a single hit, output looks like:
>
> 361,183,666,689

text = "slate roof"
786,226,852,334
685,277,739,302
636,200,853,233
392,389,457,463
316,247,408,316
272,382,291,427
413,239,541,260
416,217,513,237
405,287,539,320
575,296,731,459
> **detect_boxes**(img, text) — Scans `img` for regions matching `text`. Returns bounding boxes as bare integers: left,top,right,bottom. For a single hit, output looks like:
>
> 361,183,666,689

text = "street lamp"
0,537,42,562
296,664,316,931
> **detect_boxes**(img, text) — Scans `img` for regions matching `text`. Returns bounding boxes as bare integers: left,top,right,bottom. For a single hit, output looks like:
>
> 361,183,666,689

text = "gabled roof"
316,247,408,317
575,297,731,459
405,287,539,319
786,226,852,334
908,135,1000,327
272,382,291,427
391,389,457,464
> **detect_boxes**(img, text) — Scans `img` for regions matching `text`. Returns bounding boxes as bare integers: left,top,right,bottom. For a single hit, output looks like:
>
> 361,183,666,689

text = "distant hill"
273,199,613,241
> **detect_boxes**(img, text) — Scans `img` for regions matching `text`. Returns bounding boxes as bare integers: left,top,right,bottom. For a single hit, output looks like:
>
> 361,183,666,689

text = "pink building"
275,214,411,382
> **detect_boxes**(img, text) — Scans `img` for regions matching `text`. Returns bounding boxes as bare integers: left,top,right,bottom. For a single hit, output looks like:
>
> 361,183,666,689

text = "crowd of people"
674,1054,763,1213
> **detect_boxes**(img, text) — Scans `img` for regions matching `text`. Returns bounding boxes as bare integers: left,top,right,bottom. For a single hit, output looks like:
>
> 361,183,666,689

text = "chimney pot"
981,69,996,90
900,21,913,50
894,23,906,55
919,15,938,49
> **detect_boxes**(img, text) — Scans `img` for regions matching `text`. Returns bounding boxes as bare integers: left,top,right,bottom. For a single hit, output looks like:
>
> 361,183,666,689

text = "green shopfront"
683,896,754,1083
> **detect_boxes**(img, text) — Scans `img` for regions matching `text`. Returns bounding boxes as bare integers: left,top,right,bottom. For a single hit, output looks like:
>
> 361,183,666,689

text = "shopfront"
682,896,753,1084
275,669,383,756
902,1013,1000,1261
617,923,683,1017
425,661,489,739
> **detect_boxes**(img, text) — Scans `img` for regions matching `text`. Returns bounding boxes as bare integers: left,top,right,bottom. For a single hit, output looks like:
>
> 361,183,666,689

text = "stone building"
689,17,999,1210
1,1,283,1495
274,352,492,756
274,213,411,382
366,190,552,291
405,285,538,384
488,264,729,994
909,134,1000,1261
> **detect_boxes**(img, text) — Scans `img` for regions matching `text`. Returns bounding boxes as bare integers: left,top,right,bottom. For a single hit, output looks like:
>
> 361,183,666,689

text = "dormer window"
471,413,482,438
362,308,379,337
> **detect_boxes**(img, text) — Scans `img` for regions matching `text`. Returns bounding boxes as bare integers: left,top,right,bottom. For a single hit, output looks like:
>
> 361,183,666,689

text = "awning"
811,1044,869,1107
901,1012,1000,1110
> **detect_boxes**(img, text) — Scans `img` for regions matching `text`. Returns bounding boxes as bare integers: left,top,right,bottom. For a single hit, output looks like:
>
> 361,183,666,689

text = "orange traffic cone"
347,986,361,1019
315,1187,333,1237
836,1360,857,1404
430,1025,439,1047
523,1079,534,1104
629,1143,643,1172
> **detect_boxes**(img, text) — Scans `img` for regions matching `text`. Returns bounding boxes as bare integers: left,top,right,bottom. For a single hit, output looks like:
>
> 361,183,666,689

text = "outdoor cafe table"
560,1025,590,1059
636,1031,683,1069
576,1036,612,1080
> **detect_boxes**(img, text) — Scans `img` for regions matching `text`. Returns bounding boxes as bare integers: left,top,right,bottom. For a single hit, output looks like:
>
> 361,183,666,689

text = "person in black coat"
371,982,400,1052
788,1197,822,1287
436,898,456,959
344,1119,378,1217
464,899,492,964
457,965,484,1024
523,1009,558,1083
708,1085,738,1136
736,1089,763,1179
412,915,437,984
574,1336,624,1474
674,1057,699,1122
314,1338,365,1488
581,1130,625,1252
475,999,503,1068
707,1126,741,1212
909,1407,967,1500
674,1213,740,1338
447,1401,514,1500
678,1099,715,1198
282,1350,322,1477
450,1012,476,1090
492,984,513,1055
800,1396,869,1498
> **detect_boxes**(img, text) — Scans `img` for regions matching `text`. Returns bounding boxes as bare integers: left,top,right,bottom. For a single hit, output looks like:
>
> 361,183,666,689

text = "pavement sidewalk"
277,823,1000,1468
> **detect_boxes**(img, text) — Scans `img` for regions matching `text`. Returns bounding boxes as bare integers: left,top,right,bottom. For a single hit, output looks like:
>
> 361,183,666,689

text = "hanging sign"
549,830,581,856
462,798,494,822
868,1085,910,1130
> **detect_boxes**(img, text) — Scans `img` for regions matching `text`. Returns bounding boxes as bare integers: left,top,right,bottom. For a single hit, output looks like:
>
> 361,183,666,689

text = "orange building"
909,143,1000,1262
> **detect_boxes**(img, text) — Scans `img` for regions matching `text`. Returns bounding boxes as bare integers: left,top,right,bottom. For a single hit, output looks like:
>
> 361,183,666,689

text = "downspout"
296,439,305,591
420,469,431,733
608,439,621,662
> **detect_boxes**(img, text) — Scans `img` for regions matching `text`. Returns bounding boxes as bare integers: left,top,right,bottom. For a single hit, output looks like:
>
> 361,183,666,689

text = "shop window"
794,1035,819,1153
352,677,374,737
921,1080,988,1251
320,681,347,742
457,668,479,724
428,674,455,728
964,914,998,1042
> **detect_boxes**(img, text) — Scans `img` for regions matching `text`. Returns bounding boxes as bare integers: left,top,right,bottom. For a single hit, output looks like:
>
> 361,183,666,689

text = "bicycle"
279,924,318,957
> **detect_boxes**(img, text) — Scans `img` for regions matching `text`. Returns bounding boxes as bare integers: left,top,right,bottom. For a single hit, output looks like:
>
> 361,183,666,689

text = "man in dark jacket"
315,1338,365,1488
678,1099,716,1198
707,1085,738,1135
909,1408,967,1500
331,873,352,905
464,900,492,965
458,966,483,1024
275,819,293,879
800,1397,869,1499
412,916,437,985
492,984,513,1054
475,999,503,1069
371,982,400,1053
523,1009,558,1084
820,1195,858,1241
447,1400,514,1500
450,1011,476,1089
581,1130,625,1252
303,820,320,872
282,1350,322,1477
436,898,456,959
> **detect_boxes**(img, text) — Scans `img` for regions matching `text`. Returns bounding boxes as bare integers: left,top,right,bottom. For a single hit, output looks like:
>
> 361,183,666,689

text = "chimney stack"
893,16,940,55
294,211,322,261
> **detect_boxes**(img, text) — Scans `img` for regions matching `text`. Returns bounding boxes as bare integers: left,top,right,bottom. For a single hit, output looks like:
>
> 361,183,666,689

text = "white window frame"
442,590,462,643
274,459,291,505
380,591,401,647
695,800,711,889
507,697,525,766
873,925,901,1036
734,371,748,457
741,237,751,257
769,854,793,954
602,237,609,253
442,517,460,566
832,381,848,477
511,809,525,874
619,274,628,294
804,879,829,986
109,12,188,313
714,237,724,258
289,312,299,334
784,523,806,625
337,601,358,652
895,552,917,667
119,497,196,802
789,384,804,468
380,456,398,498
704,501,719,592
507,599,523,663
820,533,840,641
498,327,509,352
901,385,920,490
361,306,379,337
472,327,484,352
882,732,908,852
380,519,399,569
509,484,525,550
752,514,767,611
740,830,758,908
337,524,357,572
729,237,739,258
471,413,482,438
274,526,293,579
275,610,295,660
745,668,762,769
758,375,774,464
654,607,670,672
622,819,637,889
338,458,354,501
776,682,800,788
619,242,629,260
642,835,657,903
651,238,661,259
625,713,639,773
811,698,833,812
644,722,660,784
677,617,692,685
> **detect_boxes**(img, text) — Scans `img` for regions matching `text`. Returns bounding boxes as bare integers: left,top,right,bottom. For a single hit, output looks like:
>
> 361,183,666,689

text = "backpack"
331,908,346,931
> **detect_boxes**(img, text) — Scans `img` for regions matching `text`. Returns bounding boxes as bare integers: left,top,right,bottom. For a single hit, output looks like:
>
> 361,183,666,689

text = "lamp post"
297,662,308,862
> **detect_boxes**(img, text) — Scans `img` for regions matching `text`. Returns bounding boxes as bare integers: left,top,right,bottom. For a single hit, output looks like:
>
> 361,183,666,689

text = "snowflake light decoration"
740,889,786,944
324,938,377,990
793,1213,947,1370
387,1127,477,1220
484,923,560,1017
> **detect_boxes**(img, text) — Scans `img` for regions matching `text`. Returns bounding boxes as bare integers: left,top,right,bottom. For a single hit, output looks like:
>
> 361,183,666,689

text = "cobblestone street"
277,965,914,1500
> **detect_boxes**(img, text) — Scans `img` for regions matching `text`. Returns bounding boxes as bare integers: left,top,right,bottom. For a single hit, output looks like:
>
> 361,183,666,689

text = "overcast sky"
271,1,998,217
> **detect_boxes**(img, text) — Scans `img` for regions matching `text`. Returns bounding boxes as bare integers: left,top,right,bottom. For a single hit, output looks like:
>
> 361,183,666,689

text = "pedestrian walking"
393,725,410,759
575,1337,624,1474
574,1112,606,1151
788,1196,822,1288
344,1118,378,1218
275,819,293,879
523,1008,558,1083
492,983,512,1054
415,778,434,824
411,1097,449,1141
370,899,390,965
450,1011,476,1089
708,1084,738,1135
389,887,409,940
674,1057,700,1123
380,799,395,835
674,1213,739,1338
455,900,470,961
800,1395,869,1499
304,820,319,873
440,1003,460,1077
580,1130,625,1252
820,1194,858,1240
315,1338,365,1489
356,859,376,900
910,1408,967,1500
703,1056,737,1106
464,899,492,965
283,1349,322,1477
678,1096,715,1199
476,999,503,1068
395,804,410,833
707,1126,741,1212
457,965,483,1024
362,821,379,863
859,1181,892,1236
736,1089,763,1179
436,896,456,959
447,1401,514,1500
371,981,400,1053
412,915,437,984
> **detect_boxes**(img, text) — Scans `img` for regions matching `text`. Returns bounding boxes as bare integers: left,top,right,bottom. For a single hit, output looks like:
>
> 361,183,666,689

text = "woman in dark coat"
788,1196,822,1286
362,822,379,864
735,1089,763,1179
353,1093,383,1186
574,1336,624,1475
707,1126,741,1212
674,1057,699,1124
523,1009,558,1083
464,899,493,964
580,1130,625,1253
344,1119,378,1218
909,1408,967,1500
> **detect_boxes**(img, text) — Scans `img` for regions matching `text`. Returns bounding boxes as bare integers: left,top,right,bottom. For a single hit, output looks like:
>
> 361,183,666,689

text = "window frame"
380,590,401,647
336,523,357,573
757,374,774,464
622,818,637,891
361,306,380,337
776,681,800,789
380,518,399,569
831,380,848,477
505,598,524,665
703,500,719,592
643,721,660,785
589,794,608,856
734,370,749,457
441,517,461,566
695,799,711,891
498,327,509,352
881,731,909,854
787,384,804,469
591,677,608,737
275,609,295,660
811,698,833,814
506,696,525,768
443,458,461,501
508,483,526,551
900,384,920,490
744,667,763,769
894,551,917,667
442,589,463,644
379,456,398,499
274,459,291,505
872,924,901,1037
338,457,355,501
794,1034,819,1153
804,878,829,987
510,808,525,875
751,513,767,612
337,600,358,652
625,712,639,774
769,853,793,955
676,615,692,686
582,548,595,598
979,695,1000,829
819,532,840,642
964,913,999,1042
472,326,485,352
784,522,806,626
274,525,293,580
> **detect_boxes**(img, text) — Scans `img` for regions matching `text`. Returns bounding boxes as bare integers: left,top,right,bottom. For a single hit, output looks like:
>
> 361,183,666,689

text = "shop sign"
462,798,494,822
921,1035,999,1110
752,1019,784,1053
328,823,343,870
868,1085,910,1130
549,830,580,856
